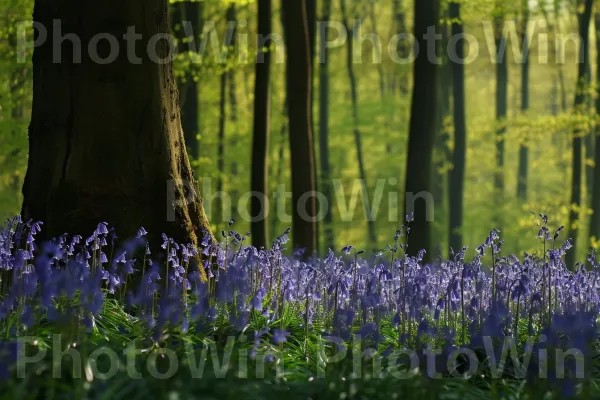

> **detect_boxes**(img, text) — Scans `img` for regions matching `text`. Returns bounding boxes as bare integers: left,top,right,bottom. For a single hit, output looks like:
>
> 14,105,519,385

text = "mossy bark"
22,0,213,258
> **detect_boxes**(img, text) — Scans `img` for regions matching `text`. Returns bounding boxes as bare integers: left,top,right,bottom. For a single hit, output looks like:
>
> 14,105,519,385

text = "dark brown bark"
251,0,272,249
319,0,335,252
340,0,377,248
22,0,213,262
404,0,439,259
282,0,317,255
566,0,593,269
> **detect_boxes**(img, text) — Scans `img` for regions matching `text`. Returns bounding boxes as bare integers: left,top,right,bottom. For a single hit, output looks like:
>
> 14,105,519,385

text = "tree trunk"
585,60,594,202
369,0,385,100
566,0,594,269
283,0,317,255
448,2,466,254
22,0,213,260
216,61,227,229
341,0,377,248
493,7,508,228
391,0,409,96
517,0,529,201
250,0,272,249
589,12,600,243
271,97,288,242
404,0,439,259
433,8,452,254
306,0,319,254
319,0,335,252
176,1,202,162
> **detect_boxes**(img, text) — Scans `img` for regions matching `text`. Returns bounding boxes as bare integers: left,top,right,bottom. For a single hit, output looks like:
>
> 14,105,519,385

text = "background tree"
516,0,529,201
448,0,466,253
250,0,272,249
493,1,508,228
282,0,317,255
566,0,594,269
340,0,377,248
404,0,439,258
319,0,335,251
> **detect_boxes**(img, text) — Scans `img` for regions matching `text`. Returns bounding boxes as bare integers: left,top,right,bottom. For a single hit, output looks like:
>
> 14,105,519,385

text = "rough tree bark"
282,0,317,255
404,0,438,259
22,0,213,259
250,0,272,249
566,0,594,269
448,1,466,253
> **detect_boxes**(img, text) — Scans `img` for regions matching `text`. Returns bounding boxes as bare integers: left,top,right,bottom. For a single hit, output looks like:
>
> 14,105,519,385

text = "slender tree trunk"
306,0,319,254
215,4,238,229
283,0,317,255
404,0,439,258
433,9,452,254
369,0,385,100
341,0,377,248
176,1,202,162
271,97,288,242
448,2,466,253
391,0,409,96
319,0,335,252
228,5,240,208
585,60,594,201
566,0,594,269
589,12,600,242
493,7,508,228
22,0,213,261
216,63,227,228
250,0,272,249
517,0,529,201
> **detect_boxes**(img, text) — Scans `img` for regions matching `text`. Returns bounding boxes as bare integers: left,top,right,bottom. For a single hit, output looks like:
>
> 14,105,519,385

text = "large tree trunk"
22,0,213,257
341,0,377,248
250,0,272,249
448,2,466,253
319,0,335,252
493,6,508,229
282,0,317,255
566,0,594,269
404,0,438,259
517,0,529,201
